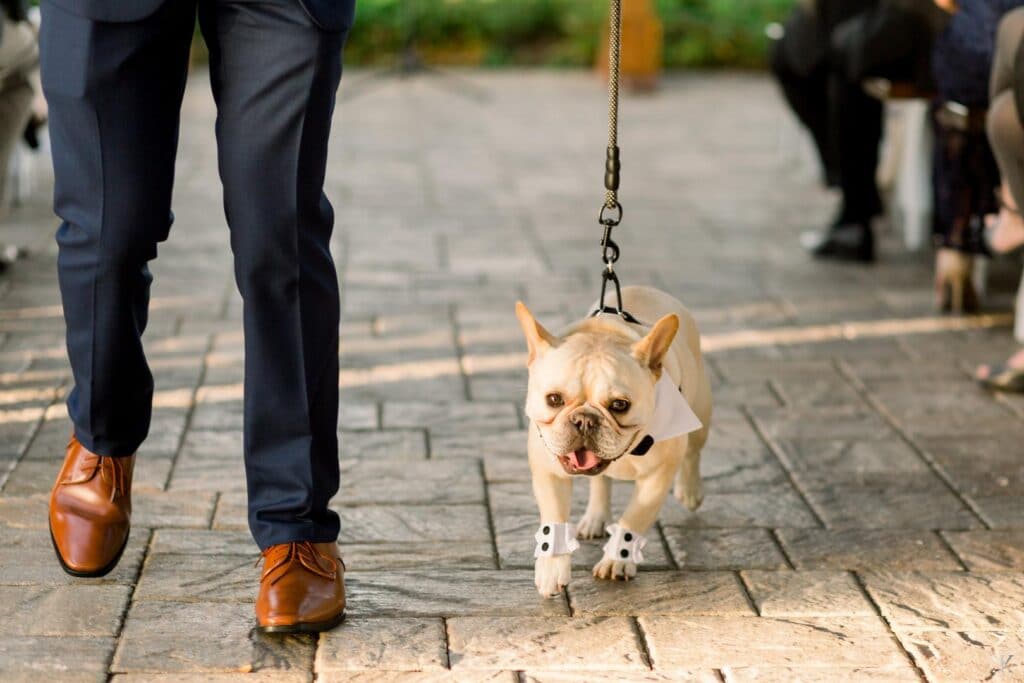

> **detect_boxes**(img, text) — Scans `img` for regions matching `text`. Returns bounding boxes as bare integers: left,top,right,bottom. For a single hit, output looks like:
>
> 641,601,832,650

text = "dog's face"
516,302,679,477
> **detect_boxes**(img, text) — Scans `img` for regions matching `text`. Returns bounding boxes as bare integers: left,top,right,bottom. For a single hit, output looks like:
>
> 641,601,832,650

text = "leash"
591,0,642,325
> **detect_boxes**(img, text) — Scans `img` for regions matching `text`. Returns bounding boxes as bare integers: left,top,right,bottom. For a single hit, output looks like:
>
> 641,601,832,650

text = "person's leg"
0,76,33,207
40,2,195,456
832,74,884,225
770,43,838,186
0,16,38,206
199,0,349,549
991,8,1024,100
984,9,1024,254
986,91,1024,252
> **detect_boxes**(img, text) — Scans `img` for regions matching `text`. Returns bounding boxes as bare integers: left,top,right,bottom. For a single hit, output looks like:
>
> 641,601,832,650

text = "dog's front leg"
577,475,612,539
531,466,573,597
593,463,675,581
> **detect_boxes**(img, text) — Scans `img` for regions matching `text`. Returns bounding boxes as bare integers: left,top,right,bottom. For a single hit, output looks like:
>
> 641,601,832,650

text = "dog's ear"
632,314,679,377
515,301,559,365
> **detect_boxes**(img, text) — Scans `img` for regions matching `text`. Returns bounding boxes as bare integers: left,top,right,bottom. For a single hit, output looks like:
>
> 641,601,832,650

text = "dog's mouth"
557,448,612,477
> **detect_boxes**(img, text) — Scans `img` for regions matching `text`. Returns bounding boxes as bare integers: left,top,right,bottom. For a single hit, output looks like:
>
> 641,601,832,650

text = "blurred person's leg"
802,73,883,263
40,1,194,456
977,9,1024,389
770,32,838,186
0,14,38,207
984,8,1024,254
832,74,884,225
198,0,347,551
991,8,1024,100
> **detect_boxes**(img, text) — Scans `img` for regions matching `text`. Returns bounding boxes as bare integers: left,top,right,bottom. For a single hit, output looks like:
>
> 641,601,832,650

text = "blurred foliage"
343,0,795,68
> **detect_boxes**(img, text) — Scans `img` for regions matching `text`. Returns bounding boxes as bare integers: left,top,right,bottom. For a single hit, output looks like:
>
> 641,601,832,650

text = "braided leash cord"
605,0,622,210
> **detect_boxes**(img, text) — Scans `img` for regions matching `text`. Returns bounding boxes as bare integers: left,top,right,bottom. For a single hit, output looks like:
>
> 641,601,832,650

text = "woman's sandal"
977,363,1024,393
982,190,1024,257
934,248,979,314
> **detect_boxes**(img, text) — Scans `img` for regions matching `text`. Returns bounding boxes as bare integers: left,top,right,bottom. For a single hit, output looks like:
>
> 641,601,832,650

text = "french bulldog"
516,285,712,597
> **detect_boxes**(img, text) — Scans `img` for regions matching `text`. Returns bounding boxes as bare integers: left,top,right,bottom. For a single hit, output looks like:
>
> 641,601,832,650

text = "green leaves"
343,0,795,68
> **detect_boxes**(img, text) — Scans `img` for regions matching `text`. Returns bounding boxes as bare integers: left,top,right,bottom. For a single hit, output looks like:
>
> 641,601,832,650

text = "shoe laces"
260,542,341,585
98,457,131,502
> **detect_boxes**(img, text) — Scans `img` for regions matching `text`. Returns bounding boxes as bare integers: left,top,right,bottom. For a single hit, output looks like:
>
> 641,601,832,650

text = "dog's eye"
546,393,564,408
609,399,631,413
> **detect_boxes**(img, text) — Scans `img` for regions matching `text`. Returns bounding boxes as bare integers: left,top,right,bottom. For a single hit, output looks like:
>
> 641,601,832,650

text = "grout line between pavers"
768,529,797,570
447,301,473,403
161,332,216,491
107,526,156,680
421,427,432,460
734,570,762,616
478,459,502,570
0,369,64,494
630,615,654,670
654,521,679,570
441,616,452,670
932,529,971,572
834,358,991,531
850,570,930,683
765,378,787,408
740,405,828,529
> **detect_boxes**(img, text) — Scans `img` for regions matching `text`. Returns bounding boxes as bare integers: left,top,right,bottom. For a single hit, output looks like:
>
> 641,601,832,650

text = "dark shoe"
49,435,134,577
802,223,875,263
977,362,1024,393
256,541,346,633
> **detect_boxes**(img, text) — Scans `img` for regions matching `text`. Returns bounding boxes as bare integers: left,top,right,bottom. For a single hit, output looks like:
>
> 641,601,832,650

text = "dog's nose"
570,410,601,434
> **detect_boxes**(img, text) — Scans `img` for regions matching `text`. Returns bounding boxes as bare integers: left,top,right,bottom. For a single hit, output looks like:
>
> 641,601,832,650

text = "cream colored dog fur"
516,286,712,597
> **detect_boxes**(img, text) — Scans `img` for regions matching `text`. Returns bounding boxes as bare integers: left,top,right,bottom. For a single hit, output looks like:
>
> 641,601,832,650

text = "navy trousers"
40,0,354,549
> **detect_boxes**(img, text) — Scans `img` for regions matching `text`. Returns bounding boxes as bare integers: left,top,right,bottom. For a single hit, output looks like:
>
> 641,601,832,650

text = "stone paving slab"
722,666,922,682
894,629,1024,682
640,615,911,669
316,617,448,673
568,571,754,616
740,570,875,617
112,601,314,674
446,616,647,672
2,69,1023,680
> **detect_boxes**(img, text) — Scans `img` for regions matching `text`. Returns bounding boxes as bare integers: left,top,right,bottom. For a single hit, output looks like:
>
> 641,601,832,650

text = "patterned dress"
932,0,1024,249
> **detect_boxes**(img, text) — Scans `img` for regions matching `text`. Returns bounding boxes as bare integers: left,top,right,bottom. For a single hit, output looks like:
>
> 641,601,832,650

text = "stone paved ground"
2,70,1024,682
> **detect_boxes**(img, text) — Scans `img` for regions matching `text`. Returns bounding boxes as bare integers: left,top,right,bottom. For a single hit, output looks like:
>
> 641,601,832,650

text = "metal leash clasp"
595,201,637,323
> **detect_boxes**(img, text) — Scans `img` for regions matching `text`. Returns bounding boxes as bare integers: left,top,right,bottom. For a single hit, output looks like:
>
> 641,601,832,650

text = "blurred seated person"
976,7,1024,390
0,0,36,213
930,0,1024,311
772,0,941,262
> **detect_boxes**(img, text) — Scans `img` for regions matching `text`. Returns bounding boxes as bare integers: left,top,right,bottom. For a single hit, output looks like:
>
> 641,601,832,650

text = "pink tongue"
569,448,601,470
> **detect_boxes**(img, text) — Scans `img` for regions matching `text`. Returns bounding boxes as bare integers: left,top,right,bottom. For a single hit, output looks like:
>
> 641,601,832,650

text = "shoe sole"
257,611,346,634
49,523,129,579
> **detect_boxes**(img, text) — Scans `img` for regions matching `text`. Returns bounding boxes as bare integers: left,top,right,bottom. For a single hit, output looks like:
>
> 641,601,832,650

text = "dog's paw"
534,555,571,597
592,557,638,581
576,511,611,539
674,476,704,512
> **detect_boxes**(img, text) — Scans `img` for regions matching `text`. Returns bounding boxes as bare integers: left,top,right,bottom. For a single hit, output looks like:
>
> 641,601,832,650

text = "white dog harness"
534,522,580,558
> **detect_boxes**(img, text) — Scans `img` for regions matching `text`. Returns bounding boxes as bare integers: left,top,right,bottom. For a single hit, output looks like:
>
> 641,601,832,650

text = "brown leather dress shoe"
256,541,346,633
48,435,134,578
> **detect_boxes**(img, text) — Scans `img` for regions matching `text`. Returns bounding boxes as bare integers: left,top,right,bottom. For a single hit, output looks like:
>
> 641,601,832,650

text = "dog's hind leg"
674,432,705,511
577,476,612,539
